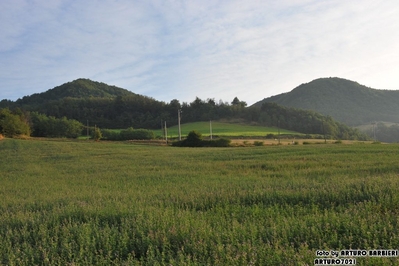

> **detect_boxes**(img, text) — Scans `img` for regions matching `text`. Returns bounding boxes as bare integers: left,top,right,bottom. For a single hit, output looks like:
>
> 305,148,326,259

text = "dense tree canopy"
254,103,366,140
0,108,30,137
366,123,399,143
30,112,83,138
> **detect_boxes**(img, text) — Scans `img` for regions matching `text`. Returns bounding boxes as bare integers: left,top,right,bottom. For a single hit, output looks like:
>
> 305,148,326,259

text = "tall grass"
1,139,399,265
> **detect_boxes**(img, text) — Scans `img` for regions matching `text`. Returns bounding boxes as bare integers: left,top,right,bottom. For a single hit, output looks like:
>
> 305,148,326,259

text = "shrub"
131,129,155,140
120,127,135,140
266,133,275,139
93,127,102,141
119,128,155,140
183,130,203,147
172,132,230,147
0,108,31,137
101,129,120,141
253,141,264,146
30,112,82,138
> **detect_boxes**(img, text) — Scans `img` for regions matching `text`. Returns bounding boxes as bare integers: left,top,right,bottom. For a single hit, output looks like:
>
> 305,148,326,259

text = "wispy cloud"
1,0,398,105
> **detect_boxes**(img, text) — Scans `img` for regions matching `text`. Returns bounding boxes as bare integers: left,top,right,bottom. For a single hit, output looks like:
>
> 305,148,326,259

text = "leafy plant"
253,141,264,146
0,108,30,137
93,127,102,141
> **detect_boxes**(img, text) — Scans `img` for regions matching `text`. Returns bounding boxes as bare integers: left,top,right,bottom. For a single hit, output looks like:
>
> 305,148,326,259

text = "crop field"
152,121,298,138
1,139,399,265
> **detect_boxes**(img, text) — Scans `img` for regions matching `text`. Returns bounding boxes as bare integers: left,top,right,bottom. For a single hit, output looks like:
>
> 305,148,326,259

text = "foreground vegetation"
1,139,399,265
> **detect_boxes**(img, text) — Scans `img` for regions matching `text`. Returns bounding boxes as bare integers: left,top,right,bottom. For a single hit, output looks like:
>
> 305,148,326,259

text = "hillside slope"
0,78,166,129
16,79,137,104
252,78,399,126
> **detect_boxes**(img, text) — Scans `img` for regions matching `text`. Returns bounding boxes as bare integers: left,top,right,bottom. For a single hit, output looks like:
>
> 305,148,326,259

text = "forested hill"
252,77,399,126
0,78,368,140
16,79,137,104
0,79,167,129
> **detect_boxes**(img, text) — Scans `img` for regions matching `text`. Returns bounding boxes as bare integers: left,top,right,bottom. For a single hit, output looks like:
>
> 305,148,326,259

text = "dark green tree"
184,130,203,147
30,112,83,138
0,108,30,137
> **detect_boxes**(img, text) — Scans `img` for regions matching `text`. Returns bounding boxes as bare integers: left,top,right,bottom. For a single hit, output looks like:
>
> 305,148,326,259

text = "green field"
1,139,399,265
153,121,298,138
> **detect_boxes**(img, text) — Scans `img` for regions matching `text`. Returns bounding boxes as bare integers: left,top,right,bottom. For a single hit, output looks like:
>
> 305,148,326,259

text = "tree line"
366,123,399,143
1,93,369,140
1,95,248,130
0,77,372,140
0,108,83,138
0,108,157,140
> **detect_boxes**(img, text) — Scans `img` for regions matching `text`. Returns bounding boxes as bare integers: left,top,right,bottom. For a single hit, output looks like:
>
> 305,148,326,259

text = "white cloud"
0,0,398,105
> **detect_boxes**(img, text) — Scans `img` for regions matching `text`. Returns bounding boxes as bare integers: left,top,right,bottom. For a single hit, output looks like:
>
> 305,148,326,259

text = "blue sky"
1,0,398,105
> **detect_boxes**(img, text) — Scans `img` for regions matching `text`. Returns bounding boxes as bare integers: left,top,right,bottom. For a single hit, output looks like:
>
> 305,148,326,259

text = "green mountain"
252,77,399,126
0,78,166,129
16,78,137,104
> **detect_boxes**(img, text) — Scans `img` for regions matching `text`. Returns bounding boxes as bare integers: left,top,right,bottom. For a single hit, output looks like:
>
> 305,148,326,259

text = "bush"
101,127,156,141
120,127,135,140
0,108,31,137
183,130,203,147
131,129,155,140
119,128,155,140
30,112,83,138
93,127,102,141
172,131,230,147
101,129,121,141
205,138,231,147
253,141,264,146
265,134,275,139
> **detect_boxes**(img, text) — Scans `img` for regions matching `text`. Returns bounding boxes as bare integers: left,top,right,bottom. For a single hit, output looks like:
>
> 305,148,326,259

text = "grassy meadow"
1,139,399,265
152,121,298,138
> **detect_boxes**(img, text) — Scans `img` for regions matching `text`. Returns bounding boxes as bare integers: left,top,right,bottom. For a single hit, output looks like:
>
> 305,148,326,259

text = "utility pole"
87,120,89,140
165,121,168,144
278,119,280,145
178,109,182,141
161,120,164,141
210,120,213,140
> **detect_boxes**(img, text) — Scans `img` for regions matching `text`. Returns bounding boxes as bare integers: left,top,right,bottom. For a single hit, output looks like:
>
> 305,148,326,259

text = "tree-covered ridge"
0,78,369,140
255,103,365,140
253,77,399,126
16,79,137,104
